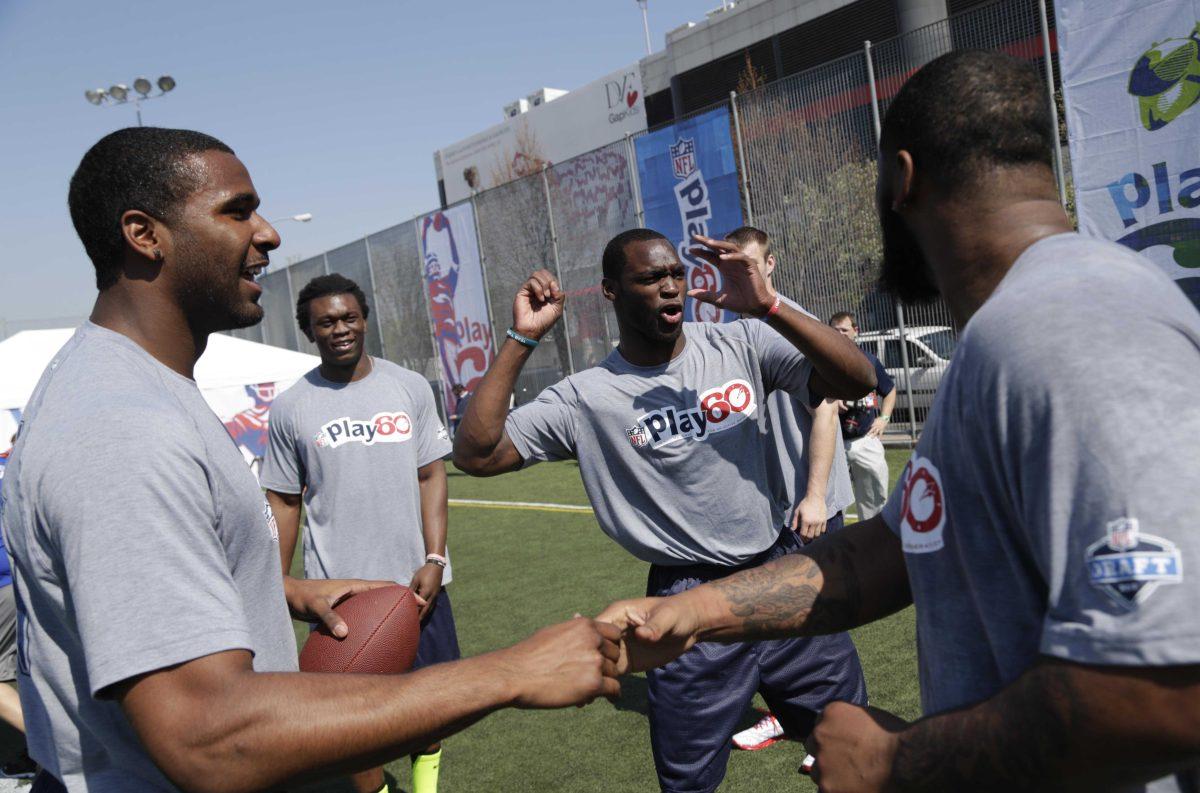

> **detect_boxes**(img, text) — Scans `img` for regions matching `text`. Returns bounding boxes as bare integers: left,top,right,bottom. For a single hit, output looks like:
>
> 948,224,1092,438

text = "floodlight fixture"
83,75,178,126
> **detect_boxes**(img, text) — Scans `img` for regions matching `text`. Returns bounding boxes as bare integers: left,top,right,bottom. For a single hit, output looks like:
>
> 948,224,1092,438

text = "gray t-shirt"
261,359,453,584
0,323,297,791
762,297,855,525
505,320,812,566
881,234,1200,792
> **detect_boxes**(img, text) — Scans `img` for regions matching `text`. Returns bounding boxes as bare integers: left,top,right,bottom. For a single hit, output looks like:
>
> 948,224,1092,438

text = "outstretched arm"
807,659,1200,792
116,618,621,793
689,234,875,399
453,270,563,476
600,515,911,672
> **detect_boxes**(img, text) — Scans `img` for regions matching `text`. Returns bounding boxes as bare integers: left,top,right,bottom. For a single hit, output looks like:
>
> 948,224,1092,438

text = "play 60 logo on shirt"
314,412,413,449
627,379,756,449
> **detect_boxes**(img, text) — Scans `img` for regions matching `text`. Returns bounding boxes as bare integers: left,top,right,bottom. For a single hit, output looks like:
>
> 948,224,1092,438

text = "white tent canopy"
0,328,319,411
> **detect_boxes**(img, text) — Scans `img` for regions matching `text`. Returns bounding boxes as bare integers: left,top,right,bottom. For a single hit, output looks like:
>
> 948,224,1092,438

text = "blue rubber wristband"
506,328,539,348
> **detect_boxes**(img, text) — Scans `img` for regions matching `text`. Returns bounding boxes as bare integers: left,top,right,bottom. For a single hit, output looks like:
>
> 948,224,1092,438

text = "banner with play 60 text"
635,106,745,323
1058,0,1200,310
417,202,495,420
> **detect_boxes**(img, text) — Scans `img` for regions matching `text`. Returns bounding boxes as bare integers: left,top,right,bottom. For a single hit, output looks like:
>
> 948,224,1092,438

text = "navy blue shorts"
645,516,866,793
412,588,461,670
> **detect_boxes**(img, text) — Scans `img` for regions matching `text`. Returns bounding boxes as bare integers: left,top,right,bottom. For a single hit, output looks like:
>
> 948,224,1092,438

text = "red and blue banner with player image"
635,105,745,323
417,202,495,421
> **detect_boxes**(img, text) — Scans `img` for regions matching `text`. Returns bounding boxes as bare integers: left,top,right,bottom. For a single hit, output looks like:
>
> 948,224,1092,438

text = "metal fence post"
625,132,645,227
282,264,303,352
541,165,576,375
1038,0,1068,209
865,39,919,444
469,194,502,355
730,90,755,225
362,235,384,359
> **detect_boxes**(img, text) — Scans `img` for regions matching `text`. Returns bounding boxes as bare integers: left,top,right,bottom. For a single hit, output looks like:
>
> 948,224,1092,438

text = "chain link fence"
251,0,1061,434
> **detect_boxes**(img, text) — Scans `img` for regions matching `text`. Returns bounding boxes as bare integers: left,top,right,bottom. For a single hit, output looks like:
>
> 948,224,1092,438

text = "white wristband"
425,553,448,568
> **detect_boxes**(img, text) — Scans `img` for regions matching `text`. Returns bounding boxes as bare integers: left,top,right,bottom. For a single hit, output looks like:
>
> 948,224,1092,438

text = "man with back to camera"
452,226,876,792
601,50,1200,792
262,273,459,793
721,226,861,756
0,127,621,793
829,311,896,520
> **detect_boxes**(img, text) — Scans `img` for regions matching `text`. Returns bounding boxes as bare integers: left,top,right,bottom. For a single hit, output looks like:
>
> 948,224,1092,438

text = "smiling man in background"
263,273,460,793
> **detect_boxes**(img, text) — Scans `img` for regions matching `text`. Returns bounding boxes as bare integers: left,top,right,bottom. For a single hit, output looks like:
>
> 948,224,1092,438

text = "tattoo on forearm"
890,663,1078,792
709,531,864,639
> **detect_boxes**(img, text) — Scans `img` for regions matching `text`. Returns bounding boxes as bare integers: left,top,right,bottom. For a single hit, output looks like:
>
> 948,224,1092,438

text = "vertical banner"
635,106,746,323
203,382,291,481
1058,0,1200,310
418,203,495,418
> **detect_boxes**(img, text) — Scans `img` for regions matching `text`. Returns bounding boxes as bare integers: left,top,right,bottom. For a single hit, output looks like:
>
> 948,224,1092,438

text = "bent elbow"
452,447,488,477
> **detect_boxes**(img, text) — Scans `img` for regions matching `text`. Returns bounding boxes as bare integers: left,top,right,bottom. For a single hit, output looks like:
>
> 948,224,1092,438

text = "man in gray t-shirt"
1,127,622,792
262,273,457,793
456,228,876,791
602,51,1200,792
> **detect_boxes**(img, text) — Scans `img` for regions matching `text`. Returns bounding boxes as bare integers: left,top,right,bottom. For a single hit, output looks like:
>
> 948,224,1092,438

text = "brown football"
299,585,420,675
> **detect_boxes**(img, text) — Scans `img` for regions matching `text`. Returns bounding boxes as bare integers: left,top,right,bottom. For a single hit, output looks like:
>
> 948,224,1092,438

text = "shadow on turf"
612,674,649,716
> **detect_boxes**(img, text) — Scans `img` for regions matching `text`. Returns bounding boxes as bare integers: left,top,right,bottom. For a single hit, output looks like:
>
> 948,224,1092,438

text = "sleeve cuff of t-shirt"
1041,624,1200,666
259,477,302,496
501,417,536,469
88,628,256,698
417,438,453,468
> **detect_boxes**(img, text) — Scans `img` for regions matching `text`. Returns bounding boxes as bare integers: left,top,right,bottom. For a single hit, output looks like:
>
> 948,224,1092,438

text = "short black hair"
725,226,771,258
68,127,235,290
880,50,1053,193
829,311,856,327
296,273,370,338
602,228,671,281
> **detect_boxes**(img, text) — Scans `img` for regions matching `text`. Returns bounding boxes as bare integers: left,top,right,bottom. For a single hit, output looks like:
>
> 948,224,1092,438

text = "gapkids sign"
1059,2,1200,309
635,106,745,323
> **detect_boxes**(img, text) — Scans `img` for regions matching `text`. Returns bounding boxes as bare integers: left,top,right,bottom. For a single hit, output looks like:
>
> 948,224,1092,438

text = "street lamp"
83,75,176,126
636,1,652,56
270,213,313,224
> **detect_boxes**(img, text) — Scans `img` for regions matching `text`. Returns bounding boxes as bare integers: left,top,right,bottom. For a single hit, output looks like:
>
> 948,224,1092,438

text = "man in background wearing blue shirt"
829,312,895,520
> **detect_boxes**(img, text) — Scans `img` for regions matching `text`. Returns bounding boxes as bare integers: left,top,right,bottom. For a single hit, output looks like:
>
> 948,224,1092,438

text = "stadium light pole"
636,0,652,56
84,76,177,126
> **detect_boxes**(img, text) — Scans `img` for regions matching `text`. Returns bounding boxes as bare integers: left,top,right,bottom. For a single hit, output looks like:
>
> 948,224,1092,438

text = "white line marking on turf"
448,498,594,514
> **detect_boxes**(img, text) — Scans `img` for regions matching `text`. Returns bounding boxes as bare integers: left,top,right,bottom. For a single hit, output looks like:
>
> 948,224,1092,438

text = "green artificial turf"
294,449,919,792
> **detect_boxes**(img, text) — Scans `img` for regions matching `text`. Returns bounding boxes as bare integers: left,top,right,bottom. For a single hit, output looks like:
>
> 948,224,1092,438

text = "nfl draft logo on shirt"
314,412,414,449
898,454,946,554
1085,517,1182,609
631,379,755,449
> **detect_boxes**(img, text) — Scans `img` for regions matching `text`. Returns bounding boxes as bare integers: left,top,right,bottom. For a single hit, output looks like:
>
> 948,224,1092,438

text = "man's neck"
921,179,1071,329
90,286,207,379
320,353,372,384
616,324,687,367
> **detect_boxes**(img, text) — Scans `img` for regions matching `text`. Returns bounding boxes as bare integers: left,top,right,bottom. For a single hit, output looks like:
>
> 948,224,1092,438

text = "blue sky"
0,0,705,323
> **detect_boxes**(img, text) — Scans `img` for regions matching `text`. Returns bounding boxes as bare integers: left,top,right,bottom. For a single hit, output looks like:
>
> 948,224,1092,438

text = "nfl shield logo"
626,425,648,448
670,137,697,180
